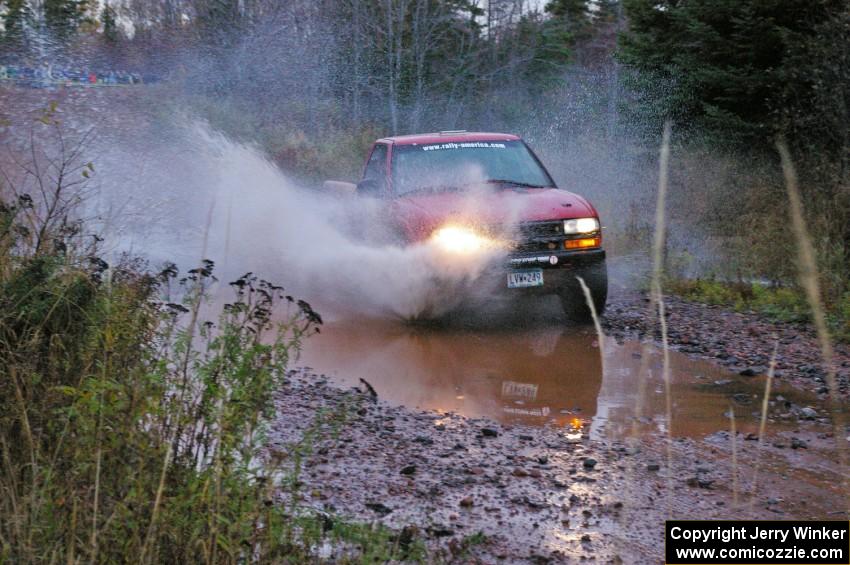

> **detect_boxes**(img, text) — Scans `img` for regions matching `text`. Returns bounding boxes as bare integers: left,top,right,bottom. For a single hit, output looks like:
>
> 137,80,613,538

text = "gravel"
603,292,850,399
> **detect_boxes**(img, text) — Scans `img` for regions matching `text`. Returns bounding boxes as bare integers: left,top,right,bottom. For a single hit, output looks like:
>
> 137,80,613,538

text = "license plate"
501,381,539,399
507,269,543,288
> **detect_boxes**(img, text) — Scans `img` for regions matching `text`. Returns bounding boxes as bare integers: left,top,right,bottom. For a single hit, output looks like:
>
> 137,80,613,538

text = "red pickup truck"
326,131,607,321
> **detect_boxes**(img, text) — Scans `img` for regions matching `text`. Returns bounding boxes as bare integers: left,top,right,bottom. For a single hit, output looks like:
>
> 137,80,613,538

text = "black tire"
559,262,608,323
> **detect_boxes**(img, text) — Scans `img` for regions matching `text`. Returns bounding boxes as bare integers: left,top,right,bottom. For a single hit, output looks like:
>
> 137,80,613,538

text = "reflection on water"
302,323,602,427
298,320,799,439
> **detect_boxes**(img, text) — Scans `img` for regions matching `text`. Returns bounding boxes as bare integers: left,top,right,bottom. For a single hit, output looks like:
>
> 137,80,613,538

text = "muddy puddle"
287,311,848,561
297,316,817,442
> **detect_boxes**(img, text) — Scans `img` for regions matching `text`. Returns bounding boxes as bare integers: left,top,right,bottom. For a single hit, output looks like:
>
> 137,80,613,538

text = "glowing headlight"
431,226,487,253
563,217,599,234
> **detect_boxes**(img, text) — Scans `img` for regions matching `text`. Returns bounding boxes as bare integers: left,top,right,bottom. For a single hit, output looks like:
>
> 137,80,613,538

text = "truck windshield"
391,140,554,196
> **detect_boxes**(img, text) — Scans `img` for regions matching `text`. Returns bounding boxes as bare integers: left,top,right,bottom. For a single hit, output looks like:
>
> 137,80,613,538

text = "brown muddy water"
297,314,816,442
289,308,848,561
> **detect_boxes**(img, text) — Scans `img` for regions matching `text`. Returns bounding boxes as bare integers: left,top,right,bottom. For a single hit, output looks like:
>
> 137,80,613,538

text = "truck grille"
487,220,567,253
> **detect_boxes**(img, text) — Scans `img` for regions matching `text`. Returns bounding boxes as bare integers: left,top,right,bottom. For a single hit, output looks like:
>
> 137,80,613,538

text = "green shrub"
0,115,425,564
833,292,850,343
749,284,810,323
667,277,850,341
0,245,423,564
665,278,741,306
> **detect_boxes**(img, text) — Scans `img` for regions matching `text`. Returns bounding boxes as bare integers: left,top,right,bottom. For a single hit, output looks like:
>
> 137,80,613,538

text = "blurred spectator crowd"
0,60,145,88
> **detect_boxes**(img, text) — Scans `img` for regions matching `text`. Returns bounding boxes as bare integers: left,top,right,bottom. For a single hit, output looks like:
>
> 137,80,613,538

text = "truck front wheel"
559,262,608,323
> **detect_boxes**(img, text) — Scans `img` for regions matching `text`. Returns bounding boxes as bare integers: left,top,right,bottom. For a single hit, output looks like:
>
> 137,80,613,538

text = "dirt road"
272,285,850,562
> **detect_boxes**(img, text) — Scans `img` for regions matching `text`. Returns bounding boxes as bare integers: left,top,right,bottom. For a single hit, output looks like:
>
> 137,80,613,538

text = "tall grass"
627,132,847,516
729,404,738,506
577,275,606,378
654,122,675,515
0,114,423,564
777,141,849,511
630,121,674,512
749,340,778,513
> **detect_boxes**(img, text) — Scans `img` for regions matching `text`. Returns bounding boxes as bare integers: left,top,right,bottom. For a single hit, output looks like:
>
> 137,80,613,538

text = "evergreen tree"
195,0,243,47
43,0,91,42
618,0,848,150
513,12,573,84
101,1,119,42
540,0,619,69
775,4,849,165
2,0,34,55
545,0,592,38
593,0,622,25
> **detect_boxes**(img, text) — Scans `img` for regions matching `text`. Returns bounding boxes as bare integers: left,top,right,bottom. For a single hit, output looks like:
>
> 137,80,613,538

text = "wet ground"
275,295,850,562
6,83,847,561
298,314,825,442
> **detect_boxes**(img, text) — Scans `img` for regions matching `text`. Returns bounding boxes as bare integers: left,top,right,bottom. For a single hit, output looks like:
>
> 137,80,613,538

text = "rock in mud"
732,393,752,405
790,438,808,449
524,497,548,509
365,502,393,516
427,526,454,538
686,477,714,489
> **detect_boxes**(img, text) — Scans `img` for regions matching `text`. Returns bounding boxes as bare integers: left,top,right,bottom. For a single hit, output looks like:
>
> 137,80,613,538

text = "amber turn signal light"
564,237,600,250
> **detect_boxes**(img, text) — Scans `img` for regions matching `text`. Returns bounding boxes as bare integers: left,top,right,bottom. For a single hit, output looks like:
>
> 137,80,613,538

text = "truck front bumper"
505,248,606,271
497,248,606,296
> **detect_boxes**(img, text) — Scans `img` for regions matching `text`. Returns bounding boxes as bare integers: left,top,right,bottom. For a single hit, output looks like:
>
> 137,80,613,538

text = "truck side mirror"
356,178,382,196
322,180,357,196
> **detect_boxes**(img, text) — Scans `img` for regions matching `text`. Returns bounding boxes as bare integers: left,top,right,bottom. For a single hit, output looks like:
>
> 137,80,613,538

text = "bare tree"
0,106,98,259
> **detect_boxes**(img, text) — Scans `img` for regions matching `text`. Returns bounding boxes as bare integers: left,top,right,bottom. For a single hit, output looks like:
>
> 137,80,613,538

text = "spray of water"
96,121,512,319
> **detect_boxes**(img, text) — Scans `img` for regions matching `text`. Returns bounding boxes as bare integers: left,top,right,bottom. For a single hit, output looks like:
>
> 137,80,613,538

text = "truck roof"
378,131,521,145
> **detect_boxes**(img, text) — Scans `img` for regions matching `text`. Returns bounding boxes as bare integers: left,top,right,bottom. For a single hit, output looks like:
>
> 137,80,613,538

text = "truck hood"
391,187,596,241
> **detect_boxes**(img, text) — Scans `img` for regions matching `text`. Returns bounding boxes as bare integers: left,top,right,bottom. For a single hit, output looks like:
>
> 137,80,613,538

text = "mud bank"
271,370,846,563
603,291,850,399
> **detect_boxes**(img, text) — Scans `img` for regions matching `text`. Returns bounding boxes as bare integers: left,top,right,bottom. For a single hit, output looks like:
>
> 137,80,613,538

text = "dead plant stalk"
652,122,674,513
777,141,849,510
749,340,778,513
